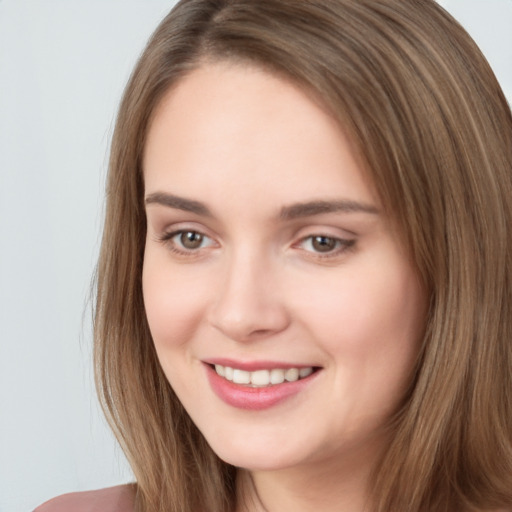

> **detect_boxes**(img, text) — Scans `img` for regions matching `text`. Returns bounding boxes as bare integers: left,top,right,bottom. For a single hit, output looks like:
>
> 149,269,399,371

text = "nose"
207,251,290,342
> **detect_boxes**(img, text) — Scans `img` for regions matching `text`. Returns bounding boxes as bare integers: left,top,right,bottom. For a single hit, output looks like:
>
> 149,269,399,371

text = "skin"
142,62,427,512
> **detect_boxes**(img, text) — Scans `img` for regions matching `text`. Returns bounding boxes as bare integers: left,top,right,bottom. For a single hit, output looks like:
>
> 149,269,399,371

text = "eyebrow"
279,199,379,220
145,192,213,217
144,192,379,219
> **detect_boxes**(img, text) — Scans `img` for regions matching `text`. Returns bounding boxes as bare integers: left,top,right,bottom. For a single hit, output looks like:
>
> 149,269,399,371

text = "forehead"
143,62,378,214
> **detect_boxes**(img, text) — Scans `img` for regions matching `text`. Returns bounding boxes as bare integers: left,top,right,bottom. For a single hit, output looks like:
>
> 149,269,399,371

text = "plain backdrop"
0,1,510,511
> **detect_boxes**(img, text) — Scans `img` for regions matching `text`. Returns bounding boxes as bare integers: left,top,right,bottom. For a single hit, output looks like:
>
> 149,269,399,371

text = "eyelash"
157,230,216,257
295,235,356,259
157,229,356,260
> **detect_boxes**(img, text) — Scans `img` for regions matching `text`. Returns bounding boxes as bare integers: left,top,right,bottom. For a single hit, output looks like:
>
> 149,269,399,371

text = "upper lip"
203,358,319,372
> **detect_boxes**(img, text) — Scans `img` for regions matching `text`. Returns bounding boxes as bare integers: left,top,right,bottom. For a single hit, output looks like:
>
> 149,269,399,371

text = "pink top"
33,485,135,512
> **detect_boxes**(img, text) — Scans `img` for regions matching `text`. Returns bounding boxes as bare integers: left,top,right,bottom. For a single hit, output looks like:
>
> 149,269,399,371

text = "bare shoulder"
33,484,136,512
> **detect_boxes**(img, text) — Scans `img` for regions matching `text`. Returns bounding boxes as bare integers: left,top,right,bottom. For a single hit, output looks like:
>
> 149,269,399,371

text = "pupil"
181,231,203,249
312,236,336,252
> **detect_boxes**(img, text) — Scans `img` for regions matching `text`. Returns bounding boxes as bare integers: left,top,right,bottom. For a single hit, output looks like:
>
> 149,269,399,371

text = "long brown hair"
94,1,512,510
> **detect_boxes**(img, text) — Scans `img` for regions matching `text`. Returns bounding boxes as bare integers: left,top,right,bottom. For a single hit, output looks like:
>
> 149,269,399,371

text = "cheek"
142,251,209,350
342,270,424,351
312,265,425,427
293,256,425,375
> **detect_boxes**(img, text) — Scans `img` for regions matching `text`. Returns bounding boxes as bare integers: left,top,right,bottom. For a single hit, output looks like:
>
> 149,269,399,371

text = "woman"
36,0,512,511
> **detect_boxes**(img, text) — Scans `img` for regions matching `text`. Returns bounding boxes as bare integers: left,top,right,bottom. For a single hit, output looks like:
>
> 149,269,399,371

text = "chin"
217,448,305,472
203,429,310,471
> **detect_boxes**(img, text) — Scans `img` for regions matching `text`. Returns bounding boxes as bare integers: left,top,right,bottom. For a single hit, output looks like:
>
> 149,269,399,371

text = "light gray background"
0,1,510,511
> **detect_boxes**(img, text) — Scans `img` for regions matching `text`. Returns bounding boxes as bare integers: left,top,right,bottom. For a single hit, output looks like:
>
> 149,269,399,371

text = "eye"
299,235,355,256
159,229,216,254
176,231,208,250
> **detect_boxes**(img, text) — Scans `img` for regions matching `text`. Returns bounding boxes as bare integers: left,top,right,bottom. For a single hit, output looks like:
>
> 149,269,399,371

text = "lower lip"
205,364,318,411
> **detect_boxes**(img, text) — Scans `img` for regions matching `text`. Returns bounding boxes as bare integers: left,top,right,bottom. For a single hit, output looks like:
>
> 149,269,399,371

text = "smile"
213,364,314,387
204,360,321,410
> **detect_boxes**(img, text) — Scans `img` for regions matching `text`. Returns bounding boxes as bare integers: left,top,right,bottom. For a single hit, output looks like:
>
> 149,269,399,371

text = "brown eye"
311,235,338,253
298,234,355,257
160,229,215,255
179,231,204,249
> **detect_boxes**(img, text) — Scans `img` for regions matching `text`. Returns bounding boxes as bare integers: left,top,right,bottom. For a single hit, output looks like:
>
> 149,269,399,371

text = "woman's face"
142,63,426,473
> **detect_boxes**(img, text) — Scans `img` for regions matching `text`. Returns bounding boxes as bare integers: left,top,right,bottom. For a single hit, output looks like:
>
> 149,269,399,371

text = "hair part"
94,1,512,510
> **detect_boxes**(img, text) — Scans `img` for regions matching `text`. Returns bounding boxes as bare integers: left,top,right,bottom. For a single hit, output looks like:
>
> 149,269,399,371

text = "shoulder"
33,484,136,512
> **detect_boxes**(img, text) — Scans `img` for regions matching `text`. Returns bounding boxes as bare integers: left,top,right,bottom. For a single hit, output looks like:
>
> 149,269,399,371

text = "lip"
204,361,320,411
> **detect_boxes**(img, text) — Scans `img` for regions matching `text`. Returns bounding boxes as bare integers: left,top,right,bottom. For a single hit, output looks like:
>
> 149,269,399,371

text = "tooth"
224,366,234,381
270,369,285,384
233,369,251,384
299,367,313,378
251,369,270,386
216,365,314,385
285,368,299,382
